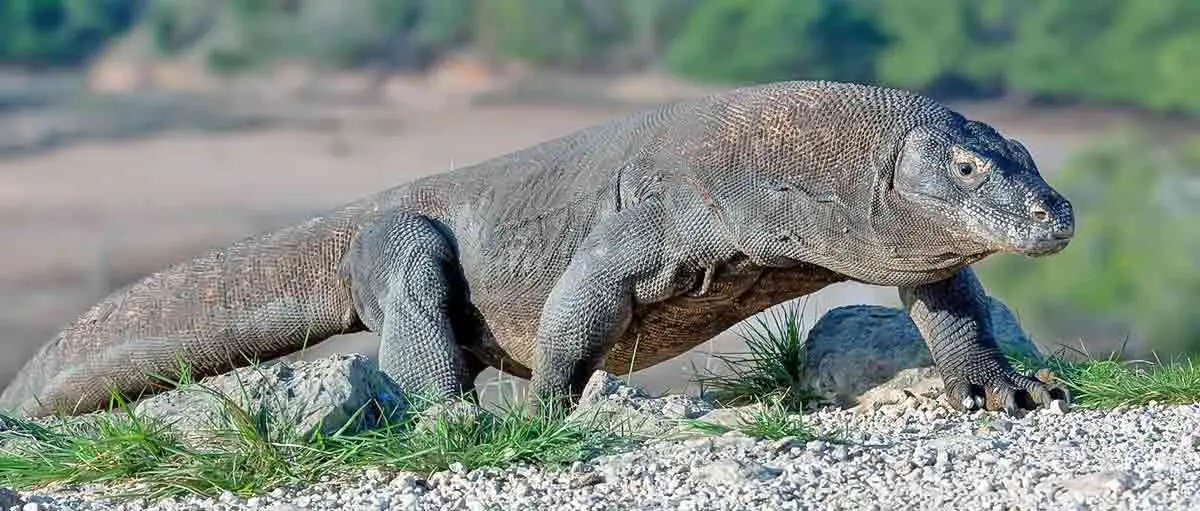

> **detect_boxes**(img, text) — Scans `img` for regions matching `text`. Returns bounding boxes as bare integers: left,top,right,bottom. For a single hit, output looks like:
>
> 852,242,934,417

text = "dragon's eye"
956,161,976,177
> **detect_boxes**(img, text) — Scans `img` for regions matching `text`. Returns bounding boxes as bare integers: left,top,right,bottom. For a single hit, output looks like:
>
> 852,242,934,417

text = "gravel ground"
7,402,1200,511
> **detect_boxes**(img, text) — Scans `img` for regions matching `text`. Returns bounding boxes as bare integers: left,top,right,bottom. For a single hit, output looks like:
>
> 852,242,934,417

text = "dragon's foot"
943,367,1071,415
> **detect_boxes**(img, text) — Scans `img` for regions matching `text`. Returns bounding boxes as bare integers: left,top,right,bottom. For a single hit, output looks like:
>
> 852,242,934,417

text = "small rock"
569,472,604,489
21,502,40,511
363,467,387,482
397,494,419,508
1181,434,1199,451
805,440,828,454
716,430,755,449
512,483,531,497
683,437,714,451
567,370,712,438
1060,471,1134,496
772,436,801,452
0,488,22,509
830,445,850,462
976,418,1013,435
574,371,645,409
694,459,782,485
1049,400,1069,415
925,435,1003,460
390,473,418,489
692,405,763,430
911,447,936,467
934,449,950,466
658,396,712,419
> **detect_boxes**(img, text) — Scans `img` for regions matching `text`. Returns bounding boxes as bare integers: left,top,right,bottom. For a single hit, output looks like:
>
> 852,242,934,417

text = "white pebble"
1049,400,1069,415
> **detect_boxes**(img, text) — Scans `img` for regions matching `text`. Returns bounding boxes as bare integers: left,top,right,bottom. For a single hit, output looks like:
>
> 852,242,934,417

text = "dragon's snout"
1014,192,1074,257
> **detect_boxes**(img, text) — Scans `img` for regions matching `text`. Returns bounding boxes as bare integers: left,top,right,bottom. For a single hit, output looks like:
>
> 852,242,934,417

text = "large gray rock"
802,296,1042,409
134,354,405,447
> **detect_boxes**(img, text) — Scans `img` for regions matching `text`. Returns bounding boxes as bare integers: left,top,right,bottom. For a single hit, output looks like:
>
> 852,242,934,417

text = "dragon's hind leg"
343,212,484,402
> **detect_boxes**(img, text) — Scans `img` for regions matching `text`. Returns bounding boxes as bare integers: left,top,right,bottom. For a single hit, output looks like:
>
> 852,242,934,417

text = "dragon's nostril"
1030,205,1050,223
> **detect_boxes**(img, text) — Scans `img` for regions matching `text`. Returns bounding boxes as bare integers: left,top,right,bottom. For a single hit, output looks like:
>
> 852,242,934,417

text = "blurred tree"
663,0,883,84
868,0,1024,96
620,0,701,68
146,0,475,74
0,0,139,66
330,0,474,68
1007,0,1200,114
473,0,631,70
147,0,218,54
228,0,473,70
976,129,1200,356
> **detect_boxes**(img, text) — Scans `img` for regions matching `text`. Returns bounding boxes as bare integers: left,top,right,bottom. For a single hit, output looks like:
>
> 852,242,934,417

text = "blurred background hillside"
1,0,1197,396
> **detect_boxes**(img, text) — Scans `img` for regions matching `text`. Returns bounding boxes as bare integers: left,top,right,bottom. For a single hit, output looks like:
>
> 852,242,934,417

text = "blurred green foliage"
144,0,475,72
976,129,1200,354
663,0,883,84
867,0,1015,96
472,0,700,70
0,0,138,66
474,0,623,69
1005,0,1200,113
5,0,1200,114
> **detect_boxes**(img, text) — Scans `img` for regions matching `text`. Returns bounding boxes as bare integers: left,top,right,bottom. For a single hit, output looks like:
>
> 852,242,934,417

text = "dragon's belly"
604,267,840,374
464,295,544,378
465,263,844,379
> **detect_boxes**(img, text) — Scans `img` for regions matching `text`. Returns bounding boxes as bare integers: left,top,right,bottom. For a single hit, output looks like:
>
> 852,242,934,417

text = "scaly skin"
1,80,1074,418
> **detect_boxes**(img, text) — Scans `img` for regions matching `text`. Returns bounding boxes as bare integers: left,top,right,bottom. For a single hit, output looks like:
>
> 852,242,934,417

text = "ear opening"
889,124,936,192
884,126,920,191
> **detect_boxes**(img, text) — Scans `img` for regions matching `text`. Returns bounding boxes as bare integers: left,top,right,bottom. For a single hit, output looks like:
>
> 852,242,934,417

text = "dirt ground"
0,89,1127,401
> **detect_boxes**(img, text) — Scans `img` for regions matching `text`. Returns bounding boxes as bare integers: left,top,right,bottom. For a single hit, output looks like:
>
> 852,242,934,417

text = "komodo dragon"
1,80,1075,418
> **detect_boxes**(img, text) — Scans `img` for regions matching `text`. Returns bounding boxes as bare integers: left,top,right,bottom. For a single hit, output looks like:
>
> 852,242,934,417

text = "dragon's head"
891,119,1075,258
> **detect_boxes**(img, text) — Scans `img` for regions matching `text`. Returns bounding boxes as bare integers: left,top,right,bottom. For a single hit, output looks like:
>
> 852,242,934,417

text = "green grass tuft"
682,396,822,442
0,377,633,500
689,302,823,411
1008,350,1200,409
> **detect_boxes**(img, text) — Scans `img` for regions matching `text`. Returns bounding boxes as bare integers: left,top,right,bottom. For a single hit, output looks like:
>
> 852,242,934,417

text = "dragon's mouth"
1003,234,1072,257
